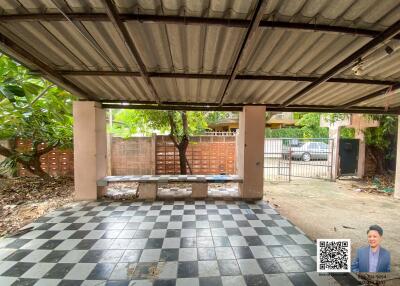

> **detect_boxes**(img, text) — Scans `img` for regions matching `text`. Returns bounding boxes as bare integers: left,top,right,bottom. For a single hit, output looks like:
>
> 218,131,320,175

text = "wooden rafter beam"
102,0,161,103
280,19,400,107
218,0,268,105
1,13,400,40
0,32,95,100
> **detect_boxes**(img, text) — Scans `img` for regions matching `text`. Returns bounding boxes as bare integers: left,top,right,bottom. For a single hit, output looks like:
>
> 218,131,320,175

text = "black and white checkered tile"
0,200,356,286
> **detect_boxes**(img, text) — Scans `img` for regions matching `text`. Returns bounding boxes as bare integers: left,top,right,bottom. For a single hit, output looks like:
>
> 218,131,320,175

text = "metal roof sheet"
0,0,399,113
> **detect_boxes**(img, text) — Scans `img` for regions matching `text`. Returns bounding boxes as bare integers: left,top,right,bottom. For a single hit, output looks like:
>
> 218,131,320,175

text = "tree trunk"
31,156,51,179
167,111,193,175
8,138,18,177
178,135,189,175
0,142,53,179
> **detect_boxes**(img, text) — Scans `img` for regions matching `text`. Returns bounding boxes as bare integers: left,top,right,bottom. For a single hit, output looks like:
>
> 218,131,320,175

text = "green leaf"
5,85,25,97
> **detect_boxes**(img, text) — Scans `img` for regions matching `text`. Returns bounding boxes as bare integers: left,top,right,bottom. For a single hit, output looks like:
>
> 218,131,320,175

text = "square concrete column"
355,129,366,178
73,101,107,200
237,106,266,199
329,127,341,180
394,116,400,199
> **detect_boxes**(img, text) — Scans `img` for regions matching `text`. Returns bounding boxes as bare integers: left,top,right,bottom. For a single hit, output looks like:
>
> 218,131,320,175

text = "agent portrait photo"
351,225,390,272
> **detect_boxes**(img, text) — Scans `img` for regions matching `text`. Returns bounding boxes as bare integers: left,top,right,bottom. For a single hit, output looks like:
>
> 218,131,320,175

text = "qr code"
317,239,351,272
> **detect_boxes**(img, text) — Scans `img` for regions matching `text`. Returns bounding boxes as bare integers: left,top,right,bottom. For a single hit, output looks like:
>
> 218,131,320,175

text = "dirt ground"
265,178,400,283
0,177,74,237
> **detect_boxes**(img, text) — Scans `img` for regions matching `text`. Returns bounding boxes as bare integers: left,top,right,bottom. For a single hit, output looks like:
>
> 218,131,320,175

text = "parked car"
282,141,329,161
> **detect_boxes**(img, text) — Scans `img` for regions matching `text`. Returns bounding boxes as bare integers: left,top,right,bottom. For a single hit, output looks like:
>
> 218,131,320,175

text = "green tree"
203,111,234,125
0,55,75,178
364,115,397,174
110,109,208,174
295,113,329,138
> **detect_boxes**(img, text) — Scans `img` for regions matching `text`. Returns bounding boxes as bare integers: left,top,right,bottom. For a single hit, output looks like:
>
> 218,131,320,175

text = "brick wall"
13,135,236,177
111,136,155,175
156,135,236,175
16,140,74,177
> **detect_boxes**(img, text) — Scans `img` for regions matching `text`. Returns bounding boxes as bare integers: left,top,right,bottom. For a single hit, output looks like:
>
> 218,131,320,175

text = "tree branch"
0,144,35,174
31,84,54,105
0,144,13,158
36,142,58,156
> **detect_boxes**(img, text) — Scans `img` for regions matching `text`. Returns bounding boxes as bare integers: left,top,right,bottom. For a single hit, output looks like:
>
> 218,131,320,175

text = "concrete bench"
97,175,243,200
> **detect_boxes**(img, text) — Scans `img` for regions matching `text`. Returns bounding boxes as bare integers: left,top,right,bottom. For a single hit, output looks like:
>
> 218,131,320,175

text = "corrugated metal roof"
0,0,399,113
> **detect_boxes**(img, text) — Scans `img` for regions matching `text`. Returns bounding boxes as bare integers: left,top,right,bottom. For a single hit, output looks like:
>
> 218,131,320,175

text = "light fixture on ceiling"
351,43,398,76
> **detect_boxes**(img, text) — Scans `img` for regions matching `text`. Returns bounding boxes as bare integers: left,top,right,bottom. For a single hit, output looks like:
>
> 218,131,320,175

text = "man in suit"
351,225,390,272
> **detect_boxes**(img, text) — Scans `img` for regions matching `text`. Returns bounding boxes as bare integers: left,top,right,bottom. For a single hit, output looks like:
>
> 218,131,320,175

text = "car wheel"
301,152,311,162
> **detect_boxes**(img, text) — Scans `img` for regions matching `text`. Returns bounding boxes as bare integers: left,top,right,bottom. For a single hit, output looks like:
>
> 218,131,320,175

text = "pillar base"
138,183,157,200
239,183,263,200
192,183,208,198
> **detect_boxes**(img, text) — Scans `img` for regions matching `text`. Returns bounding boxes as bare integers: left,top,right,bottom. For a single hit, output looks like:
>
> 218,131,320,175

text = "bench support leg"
191,182,208,199
97,186,107,198
138,183,157,200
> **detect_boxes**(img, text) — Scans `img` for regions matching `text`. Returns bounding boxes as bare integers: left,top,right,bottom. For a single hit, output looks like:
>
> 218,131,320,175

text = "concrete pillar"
329,127,341,180
151,133,157,175
394,116,400,199
106,109,113,176
355,129,366,178
73,101,107,200
237,106,266,199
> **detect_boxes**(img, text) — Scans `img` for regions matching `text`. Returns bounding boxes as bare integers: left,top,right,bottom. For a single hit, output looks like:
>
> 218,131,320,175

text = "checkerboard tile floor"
0,200,359,286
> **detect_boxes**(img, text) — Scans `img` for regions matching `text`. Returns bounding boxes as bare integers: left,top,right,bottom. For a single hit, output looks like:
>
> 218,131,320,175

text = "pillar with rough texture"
237,106,266,199
355,129,366,178
329,127,341,180
394,116,400,199
73,101,107,200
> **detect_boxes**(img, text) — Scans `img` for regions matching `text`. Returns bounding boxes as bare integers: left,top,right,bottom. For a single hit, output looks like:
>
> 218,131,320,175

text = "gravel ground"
265,178,400,284
0,177,74,237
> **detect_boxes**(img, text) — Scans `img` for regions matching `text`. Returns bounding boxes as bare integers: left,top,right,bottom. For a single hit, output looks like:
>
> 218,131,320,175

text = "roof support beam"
281,19,400,107
101,104,243,111
1,13,400,40
100,101,399,114
102,0,161,103
339,82,400,109
0,32,95,100
218,0,268,105
60,70,397,86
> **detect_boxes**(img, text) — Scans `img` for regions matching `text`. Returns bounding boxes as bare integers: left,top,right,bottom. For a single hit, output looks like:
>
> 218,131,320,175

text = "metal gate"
264,138,334,181
339,139,359,175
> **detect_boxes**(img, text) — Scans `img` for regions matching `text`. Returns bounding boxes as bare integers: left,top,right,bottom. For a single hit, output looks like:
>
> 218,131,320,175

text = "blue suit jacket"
351,246,390,272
